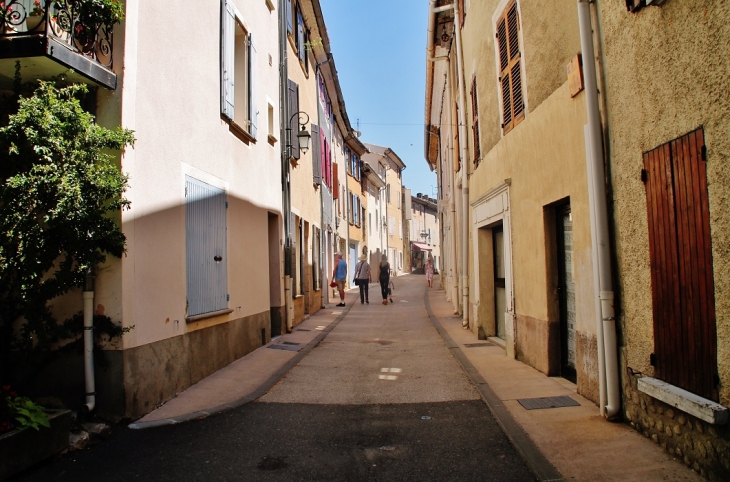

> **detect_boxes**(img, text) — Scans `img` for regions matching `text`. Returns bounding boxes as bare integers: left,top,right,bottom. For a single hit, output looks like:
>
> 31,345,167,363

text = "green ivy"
0,79,134,382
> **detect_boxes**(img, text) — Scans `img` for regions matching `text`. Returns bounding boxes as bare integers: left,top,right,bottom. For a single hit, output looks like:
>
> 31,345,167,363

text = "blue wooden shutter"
311,124,322,185
186,176,228,316
286,0,292,34
220,0,235,120
248,33,258,138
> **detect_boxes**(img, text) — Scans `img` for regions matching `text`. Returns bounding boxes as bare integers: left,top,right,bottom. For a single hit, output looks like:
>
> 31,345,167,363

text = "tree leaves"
0,81,134,374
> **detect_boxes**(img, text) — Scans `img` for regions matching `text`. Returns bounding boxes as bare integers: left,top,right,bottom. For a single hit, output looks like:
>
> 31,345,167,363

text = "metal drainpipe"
279,0,293,332
83,270,95,413
577,0,619,419
453,0,469,328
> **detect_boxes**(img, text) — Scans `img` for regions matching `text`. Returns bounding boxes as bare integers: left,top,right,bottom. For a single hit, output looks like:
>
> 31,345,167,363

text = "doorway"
556,204,576,382
493,225,506,340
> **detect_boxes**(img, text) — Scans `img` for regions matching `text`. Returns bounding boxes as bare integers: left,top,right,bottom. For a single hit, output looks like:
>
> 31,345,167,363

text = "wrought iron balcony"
0,0,117,89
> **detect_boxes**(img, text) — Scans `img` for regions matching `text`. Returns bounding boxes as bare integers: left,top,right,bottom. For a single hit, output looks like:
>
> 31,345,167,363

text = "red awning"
411,242,432,252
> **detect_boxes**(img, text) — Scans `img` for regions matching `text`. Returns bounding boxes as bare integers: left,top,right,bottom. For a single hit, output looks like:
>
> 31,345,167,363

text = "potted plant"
71,0,125,27
0,385,72,480
26,0,44,31
0,1,16,33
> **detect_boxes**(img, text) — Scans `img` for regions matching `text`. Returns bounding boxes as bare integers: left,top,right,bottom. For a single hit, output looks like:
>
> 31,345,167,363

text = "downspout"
279,0,293,332
83,270,95,412
453,0,469,328
577,0,619,419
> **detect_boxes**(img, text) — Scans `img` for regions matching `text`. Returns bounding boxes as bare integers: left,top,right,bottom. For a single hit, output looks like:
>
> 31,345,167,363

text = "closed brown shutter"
497,0,524,134
333,163,339,198
470,76,481,166
643,128,717,401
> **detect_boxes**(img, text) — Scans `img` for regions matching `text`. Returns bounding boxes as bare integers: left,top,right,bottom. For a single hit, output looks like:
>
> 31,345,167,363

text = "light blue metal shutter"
220,0,235,120
311,124,322,185
186,176,228,316
248,33,258,139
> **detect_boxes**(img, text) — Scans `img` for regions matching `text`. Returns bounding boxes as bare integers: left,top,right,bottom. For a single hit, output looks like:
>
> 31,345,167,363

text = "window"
387,184,391,203
496,0,524,134
295,3,308,72
186,176,228,317
285,0,292,34
643,128,718,401
267,103,276,145
221,0,258,140
470,75,481,165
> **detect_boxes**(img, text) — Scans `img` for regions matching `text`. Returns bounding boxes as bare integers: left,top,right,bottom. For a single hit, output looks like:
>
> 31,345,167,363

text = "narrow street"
16,275,537,482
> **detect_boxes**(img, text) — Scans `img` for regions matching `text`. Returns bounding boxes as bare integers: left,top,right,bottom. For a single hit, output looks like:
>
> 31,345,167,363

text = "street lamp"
287,111,311,157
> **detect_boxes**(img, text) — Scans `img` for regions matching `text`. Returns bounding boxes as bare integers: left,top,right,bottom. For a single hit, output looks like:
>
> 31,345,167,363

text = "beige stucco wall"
598,0,730,405
386,168,404,272
108,0,282,350
463,0,582,160
457,0,599,394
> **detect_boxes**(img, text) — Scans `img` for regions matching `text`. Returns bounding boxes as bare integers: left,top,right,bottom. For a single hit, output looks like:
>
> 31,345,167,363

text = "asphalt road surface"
16,276,537,481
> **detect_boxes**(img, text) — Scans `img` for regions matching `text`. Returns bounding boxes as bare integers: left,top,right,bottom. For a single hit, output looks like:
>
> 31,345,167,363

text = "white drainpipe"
577,0,619,419
83,272,95,412
453,0,469,328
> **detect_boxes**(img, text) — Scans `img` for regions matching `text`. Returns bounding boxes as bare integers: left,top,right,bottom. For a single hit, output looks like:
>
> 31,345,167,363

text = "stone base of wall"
96,310,271,421
515,314,559,375
624,368,730,481
576,330,599,405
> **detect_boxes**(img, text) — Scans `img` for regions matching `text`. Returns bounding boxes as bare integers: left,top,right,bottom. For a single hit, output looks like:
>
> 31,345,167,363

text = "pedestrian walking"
354,254,371,304
425,255,434,288
332,252,347,307
378,255,390,305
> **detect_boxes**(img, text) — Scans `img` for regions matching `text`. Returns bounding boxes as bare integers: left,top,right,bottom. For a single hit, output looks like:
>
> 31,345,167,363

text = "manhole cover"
463,343,494,348
517,396,580,410
267,344,301,352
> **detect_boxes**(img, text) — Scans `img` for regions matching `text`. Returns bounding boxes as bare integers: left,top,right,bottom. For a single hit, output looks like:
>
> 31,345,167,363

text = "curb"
129,301,355,430
423,289,565,482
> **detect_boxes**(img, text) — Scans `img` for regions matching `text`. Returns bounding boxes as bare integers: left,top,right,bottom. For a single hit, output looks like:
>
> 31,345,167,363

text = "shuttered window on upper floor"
221,0,258,141
496,0,524,135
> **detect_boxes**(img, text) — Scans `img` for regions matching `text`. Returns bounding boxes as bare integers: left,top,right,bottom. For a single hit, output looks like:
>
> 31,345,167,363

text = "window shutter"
286,0,292,34
498,0,524,134
186,176,228,316
644,128,718,401
320,134,326,186
297,8,305,63
248,34,258,139
458,0,465,28
220,0,235,120
333,163,339,198
288,79,300,159
470,76,481,165
311,124,322,185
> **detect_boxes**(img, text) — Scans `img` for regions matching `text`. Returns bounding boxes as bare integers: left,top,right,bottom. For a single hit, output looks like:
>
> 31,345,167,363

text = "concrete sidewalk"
129,275,702,481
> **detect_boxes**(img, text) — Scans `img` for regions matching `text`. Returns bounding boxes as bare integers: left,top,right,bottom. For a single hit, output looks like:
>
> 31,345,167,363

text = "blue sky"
319,0,437,198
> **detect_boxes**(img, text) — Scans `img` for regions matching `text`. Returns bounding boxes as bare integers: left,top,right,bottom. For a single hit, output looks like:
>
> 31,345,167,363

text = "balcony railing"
0,0,114,70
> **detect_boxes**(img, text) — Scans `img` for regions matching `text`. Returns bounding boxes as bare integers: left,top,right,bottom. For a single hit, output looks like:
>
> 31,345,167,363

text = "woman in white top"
354,254,372,304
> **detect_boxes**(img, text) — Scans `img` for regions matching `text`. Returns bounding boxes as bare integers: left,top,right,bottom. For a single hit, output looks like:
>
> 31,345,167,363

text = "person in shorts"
332,252,347,307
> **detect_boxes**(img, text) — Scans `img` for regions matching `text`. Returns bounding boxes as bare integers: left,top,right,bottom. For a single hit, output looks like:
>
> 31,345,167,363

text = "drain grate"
295,328,312,332
463,342,494,348
267,344,302,352
281,341,301,346
517,396,580,410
